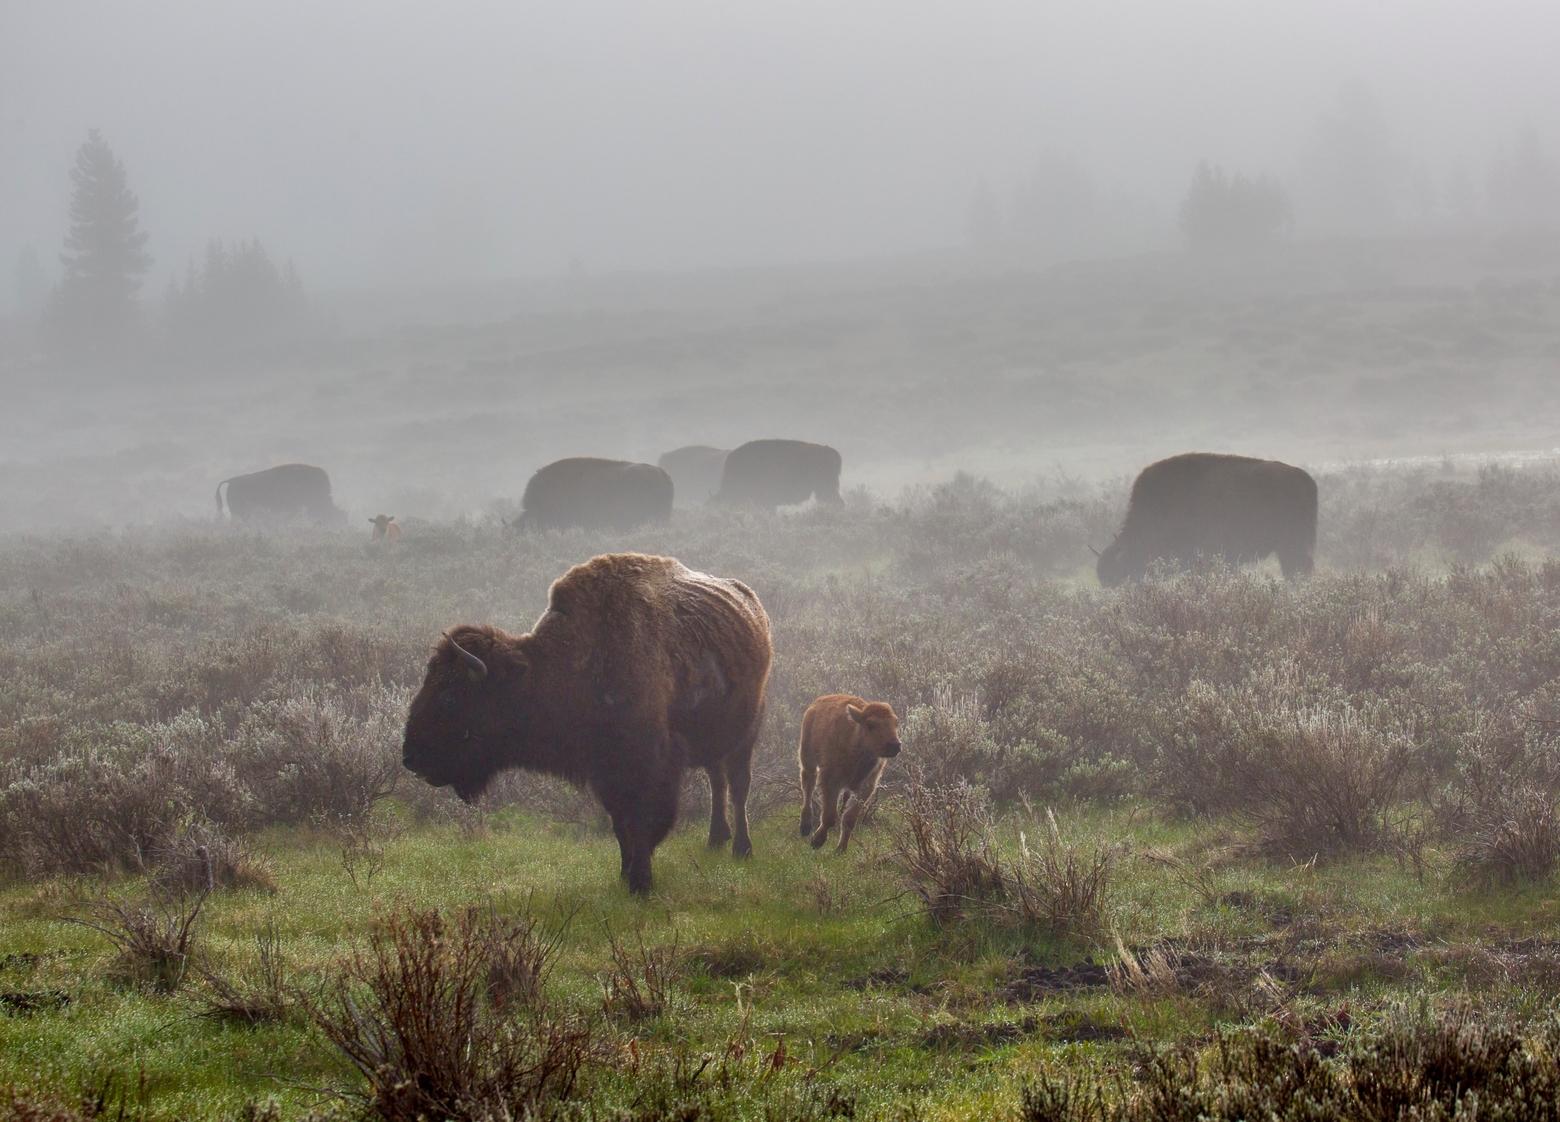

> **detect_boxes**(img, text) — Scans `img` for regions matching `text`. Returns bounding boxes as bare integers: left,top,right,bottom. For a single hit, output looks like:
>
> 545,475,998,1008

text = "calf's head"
846,701,902,758
401,625,531,802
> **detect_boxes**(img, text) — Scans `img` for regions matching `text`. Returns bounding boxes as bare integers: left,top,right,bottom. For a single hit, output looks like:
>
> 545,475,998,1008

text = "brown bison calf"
798,695,902,853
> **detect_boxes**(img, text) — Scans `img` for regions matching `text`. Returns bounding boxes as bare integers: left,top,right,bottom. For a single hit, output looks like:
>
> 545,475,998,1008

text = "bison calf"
369,514,401,542
798,695,902,853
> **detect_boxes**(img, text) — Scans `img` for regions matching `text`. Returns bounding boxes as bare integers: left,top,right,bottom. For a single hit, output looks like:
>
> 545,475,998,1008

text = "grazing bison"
798,694,902,854
715,439,844,510
518,458,673,531
657,445,729,506
401,553,772,894
1096,453,1317,585
369,514,401,542
216,463,342,524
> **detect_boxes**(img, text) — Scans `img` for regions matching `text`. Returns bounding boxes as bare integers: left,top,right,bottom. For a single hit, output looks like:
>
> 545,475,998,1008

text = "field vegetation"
5,463,1560,1118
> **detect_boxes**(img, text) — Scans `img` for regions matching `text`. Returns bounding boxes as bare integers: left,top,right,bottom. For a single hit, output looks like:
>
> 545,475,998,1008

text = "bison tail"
214,479,230,517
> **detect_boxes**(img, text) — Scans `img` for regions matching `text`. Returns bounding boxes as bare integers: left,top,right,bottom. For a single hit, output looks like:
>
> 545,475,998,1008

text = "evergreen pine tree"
48,129,152,354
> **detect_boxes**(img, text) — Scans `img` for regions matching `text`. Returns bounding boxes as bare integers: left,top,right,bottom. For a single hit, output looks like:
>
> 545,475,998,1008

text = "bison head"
401,625,533,803
846,701,902,758
1095,538,1132,587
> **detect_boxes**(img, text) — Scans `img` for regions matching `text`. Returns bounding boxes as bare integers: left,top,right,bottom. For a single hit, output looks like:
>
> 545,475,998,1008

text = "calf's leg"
835,766,884,854
800,761,818,836
810,777,842,849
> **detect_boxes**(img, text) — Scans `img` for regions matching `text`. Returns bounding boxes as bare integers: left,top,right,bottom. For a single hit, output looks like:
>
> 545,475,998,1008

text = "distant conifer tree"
46,129,152,355
163,236,309,354
1179,161,1291,250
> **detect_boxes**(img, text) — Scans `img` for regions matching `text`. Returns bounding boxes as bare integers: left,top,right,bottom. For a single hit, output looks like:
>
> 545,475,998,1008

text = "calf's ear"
845,704,865,724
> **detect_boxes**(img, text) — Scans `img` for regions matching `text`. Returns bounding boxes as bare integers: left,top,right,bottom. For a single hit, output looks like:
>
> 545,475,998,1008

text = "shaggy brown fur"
402,553,772,894
798,695,902,853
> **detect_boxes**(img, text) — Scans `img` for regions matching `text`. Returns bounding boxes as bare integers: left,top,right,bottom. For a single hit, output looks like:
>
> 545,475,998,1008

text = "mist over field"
3,0,1560,528
7,4,1560,1120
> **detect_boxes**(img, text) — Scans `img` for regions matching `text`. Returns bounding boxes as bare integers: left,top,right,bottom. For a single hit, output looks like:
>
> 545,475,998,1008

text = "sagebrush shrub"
307,906,601,1122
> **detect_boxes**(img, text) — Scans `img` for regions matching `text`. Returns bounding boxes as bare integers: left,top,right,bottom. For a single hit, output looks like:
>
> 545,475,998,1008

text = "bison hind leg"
705,759,733,848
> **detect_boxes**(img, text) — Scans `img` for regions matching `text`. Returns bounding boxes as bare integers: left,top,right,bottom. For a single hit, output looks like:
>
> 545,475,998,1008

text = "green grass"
3,804,1557,1120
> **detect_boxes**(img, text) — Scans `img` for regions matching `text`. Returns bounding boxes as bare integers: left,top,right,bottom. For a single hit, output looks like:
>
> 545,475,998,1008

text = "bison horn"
1088,545,1102,558
445,632,488,679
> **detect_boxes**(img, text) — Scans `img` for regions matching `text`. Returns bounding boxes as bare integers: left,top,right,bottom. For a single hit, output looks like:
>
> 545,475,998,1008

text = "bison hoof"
799,817,813,836
732,837,753,859
809,831,828,849
707,831,732,849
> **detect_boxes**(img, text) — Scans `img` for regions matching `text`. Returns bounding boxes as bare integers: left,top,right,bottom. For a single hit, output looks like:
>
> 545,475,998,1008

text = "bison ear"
845,704,865,725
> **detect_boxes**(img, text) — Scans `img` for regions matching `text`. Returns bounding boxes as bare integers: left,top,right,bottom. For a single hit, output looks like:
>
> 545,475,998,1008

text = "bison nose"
883,740,902,757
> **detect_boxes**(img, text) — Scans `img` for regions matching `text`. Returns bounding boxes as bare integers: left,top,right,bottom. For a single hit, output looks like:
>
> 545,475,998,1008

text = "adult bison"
401,553,772,894
657,445,729,506
715,439,844,509
1096,453,1317,585
517,458,673,531
216,463,342,524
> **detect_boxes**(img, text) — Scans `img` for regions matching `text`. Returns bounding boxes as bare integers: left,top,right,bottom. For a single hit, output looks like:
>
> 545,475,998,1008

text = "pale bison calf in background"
369,514,401,542
798,694,902,853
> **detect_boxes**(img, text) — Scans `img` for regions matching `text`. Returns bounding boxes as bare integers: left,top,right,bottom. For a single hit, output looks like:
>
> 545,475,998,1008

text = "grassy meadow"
6,464,1560,1119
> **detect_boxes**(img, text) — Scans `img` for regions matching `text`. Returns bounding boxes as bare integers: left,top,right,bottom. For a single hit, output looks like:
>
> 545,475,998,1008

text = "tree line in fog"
965,83,1559,257
14,130,314,362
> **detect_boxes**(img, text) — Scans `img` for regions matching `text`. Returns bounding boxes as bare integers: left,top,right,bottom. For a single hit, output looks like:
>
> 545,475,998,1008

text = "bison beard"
401,553,772,895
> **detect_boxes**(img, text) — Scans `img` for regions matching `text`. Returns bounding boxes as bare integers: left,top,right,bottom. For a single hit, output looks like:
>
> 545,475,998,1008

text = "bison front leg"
615,791,678,895
1280,545,1314,580
595,738,681,896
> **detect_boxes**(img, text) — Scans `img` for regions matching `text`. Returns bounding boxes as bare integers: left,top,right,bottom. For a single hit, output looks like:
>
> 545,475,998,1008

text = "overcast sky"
4,0,1558,294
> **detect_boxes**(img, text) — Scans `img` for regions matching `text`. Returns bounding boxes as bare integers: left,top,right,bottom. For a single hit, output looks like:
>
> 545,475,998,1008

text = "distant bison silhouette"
658,445,729,506
517,458,673,532
401,552,772,894
1097,453,1317,585
369,514,401,542
715,439,843,509
216,464,342,524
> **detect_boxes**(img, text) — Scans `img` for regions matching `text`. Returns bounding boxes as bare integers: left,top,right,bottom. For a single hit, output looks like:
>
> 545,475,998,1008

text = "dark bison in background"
715,439,843,509
401,552,773,894
657,445,729,507
1097,452,1317,585
517,458,673,531
216,463,342,524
